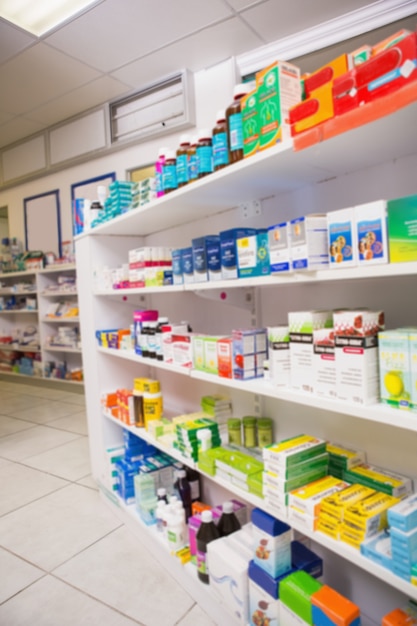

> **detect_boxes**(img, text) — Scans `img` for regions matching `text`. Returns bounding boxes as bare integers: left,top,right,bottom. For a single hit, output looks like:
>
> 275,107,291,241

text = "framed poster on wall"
24,189,61,257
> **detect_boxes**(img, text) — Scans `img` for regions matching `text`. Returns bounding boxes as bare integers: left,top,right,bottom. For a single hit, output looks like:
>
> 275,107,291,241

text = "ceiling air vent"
110,70,195,145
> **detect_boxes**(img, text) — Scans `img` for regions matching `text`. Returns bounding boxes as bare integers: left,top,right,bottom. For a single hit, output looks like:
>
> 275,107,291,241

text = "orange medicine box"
289,82,334,135
311,585,361,626
217,337,233,379
303,54,349,98
383,605,417,626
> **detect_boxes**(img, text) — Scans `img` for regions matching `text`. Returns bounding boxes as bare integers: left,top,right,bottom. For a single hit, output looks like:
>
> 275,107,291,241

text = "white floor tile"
0,484,122,571
0,547,45,604
7,401,86,423
54,525,194,625
1,396,49,414
23,437,91,481
0,424,80,461
77,474,99,490
47,410,88,435
175,604,217,626
59,393,86,407
0,575,141,626
0,461,68,516
0,414,36,437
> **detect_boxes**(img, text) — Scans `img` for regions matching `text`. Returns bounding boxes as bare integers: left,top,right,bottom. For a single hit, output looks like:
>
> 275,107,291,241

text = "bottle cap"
216,109,226,123
158,147,168,157
243,416,256,426
157,487,166,496
222,501,234,514
165,149,176,160
190,135,198,145
201,510,213,523
158,316,169,324
233,83,251,99
178,469,187,478
179,134,191,145
198,128,211,140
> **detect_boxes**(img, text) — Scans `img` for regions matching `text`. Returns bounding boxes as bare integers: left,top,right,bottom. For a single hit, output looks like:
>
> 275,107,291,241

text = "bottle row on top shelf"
96,305,417,412
79,27,417,235
95,194,417,292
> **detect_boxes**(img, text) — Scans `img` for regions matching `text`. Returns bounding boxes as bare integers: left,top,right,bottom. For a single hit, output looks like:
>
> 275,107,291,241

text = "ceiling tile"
0,43,100,115
241,0,378,42
112,17,262,89
0,19,36,64
225,0,267,11
45,0,233,73
0,117,46,149
26,76,131,125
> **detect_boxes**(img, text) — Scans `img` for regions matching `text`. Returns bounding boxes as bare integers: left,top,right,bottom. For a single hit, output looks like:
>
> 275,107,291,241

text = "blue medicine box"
220,228,256,280
181,247,194,284
171,249,183,285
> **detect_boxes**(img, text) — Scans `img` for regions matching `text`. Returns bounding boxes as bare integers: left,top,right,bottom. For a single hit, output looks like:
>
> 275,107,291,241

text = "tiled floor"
0,379,215,626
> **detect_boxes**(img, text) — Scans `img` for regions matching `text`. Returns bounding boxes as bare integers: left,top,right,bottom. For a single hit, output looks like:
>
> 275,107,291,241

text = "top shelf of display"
77,87,417,238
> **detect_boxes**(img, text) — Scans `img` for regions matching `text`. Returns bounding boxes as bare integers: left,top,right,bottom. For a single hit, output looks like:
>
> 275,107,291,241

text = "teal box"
237,229,270,278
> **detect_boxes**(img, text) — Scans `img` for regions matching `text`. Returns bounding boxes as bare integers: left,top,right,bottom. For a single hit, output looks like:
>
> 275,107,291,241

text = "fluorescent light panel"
0,0,99,36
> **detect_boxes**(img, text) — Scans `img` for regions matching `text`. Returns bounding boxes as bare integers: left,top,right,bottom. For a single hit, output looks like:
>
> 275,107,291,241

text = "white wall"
0,58,237,251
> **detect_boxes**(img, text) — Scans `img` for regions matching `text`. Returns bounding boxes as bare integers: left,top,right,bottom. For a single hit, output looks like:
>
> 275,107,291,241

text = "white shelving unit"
75,98,417,624
0,265,83,386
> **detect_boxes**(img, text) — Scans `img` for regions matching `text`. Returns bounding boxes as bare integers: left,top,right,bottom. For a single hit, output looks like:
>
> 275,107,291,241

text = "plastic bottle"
187,136,199,183
226,83,251,164
166,510,186,553
197,129,213,178
140,322,150,357
163,149,178,193
243,415,257,447
157,487,168,504
196,510,220,584
186,467,201,503
156,500,167,532
155,316,169,361
217,501,241,537
147,321,157,358
212,110,229,171
176,134,190,187
257,417,273,448
175,469,192,521
155,147,168,198
228,418,242,446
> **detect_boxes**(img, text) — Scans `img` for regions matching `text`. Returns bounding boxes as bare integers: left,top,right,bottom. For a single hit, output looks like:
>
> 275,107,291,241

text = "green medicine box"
387,194,417,262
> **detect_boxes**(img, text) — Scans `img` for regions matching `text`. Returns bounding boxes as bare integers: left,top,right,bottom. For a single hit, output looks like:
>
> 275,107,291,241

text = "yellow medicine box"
289,476,349,517
320,484,375,522
343,491,400,540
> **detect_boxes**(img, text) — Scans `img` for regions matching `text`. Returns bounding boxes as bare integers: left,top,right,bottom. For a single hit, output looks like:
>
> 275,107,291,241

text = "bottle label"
189,480,200,501
188,153,198,180
197,549,207,575
163,164,177,191
213,132,229,167
197,145,213,175
229,112,243,151
176,154,188,185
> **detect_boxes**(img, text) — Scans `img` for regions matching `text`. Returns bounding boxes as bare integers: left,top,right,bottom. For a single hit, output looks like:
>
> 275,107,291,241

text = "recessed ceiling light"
0,0,100,36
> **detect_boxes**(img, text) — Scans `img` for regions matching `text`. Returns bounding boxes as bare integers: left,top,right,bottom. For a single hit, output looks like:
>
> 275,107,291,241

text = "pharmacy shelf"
0,269,37,278
97,347,417,433
37,264,76,274
93,261,417,297
75,99,417,239
43,377,83,386
0,289,37,296
0,370,42,380
102,410,417,602
0,309,38,314
43,345,82,353
42,317,79,323
97,346,190,376
0,345,40,352
40,290,78,297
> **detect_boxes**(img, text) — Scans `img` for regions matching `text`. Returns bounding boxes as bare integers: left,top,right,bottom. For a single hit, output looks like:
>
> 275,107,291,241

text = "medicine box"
313,328,336,399
220,228,256,280
378,331,412,410
242,90,259,158
291,540,323,579
217,337,233,379
410,333,417,412
251,508,292,578
237,230,270,278
388,493,417,531
264,452,329,480
360,530,393,570
171,249,183,285
248,561,293,626
343,463,412,499
289,82,334,135
289,310,333,393
268,222,291,273
333,309,383,405
383,603,417,626
343,491,400,541
203,336,220,375
327,207,358,268
355,200,388,265
192,335,205,371
290,215,328,271
311,585,361,626
208,536,251,625
263,434,327,469
181,247,194,284
289,476,349,517
390,527,417,564
192,235,220,283
279,570,323,626
256,61,301,150
387,194,417,263
267,326,290,387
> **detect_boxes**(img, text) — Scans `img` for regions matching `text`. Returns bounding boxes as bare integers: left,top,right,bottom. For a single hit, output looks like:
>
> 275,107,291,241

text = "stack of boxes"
317,484,375,541
288,475,349,533
326,443,365,480
262,434,328,519
388,494,417,582
289,311,333,393
232,328,267,380
128,247,172,288
172,415,221,462
341,490,400,550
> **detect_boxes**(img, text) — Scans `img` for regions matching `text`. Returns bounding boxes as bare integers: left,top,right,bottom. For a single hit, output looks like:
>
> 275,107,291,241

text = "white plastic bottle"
166,510,186,554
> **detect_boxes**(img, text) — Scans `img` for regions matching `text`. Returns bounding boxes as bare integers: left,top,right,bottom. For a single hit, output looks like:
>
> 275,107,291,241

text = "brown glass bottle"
176,134,190,187
197,129,213,179
162,149,177,194
226,83,251,164
187,136,199,183
212,110,229,171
